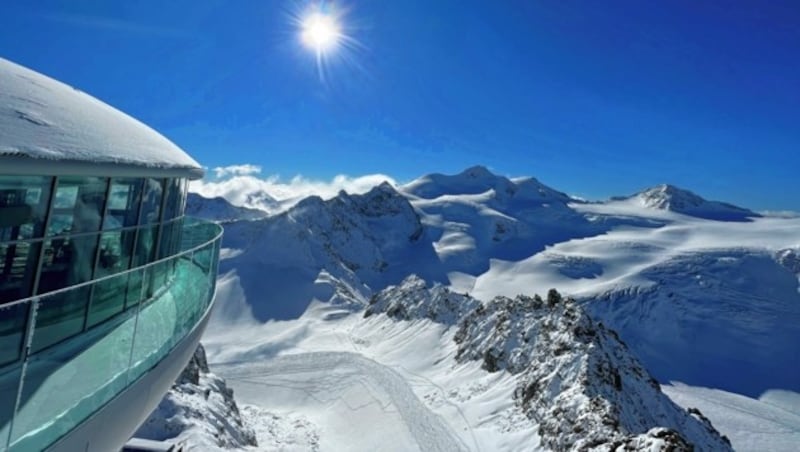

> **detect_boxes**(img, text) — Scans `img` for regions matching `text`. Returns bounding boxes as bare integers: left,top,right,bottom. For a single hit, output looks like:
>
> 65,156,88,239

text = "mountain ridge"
366,277,732,451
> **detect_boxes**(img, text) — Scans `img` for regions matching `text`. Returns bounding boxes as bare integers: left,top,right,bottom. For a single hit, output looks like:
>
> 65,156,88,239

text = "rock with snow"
135,344,257,450
364,275,480,324
630,184,758,221
454,293,731,451
368,279,731,451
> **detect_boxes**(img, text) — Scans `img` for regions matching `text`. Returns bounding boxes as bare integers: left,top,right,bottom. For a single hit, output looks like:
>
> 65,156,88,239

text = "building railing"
0,217,222,451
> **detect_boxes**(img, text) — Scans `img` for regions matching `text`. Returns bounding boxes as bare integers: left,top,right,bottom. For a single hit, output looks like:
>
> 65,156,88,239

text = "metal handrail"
0,217,223,309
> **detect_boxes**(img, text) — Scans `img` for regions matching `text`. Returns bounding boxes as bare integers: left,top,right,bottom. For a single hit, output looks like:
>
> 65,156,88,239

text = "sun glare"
291,2,363,82
301,12,341,53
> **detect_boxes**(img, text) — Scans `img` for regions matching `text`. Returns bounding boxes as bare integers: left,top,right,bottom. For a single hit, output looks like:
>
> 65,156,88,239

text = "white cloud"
212,164,263,178
190,170,396,213
759,210,800,218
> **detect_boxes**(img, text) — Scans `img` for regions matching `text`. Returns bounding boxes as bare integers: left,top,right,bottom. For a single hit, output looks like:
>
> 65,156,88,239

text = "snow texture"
0,58,200,170
135,344,257,450
369,278,732,451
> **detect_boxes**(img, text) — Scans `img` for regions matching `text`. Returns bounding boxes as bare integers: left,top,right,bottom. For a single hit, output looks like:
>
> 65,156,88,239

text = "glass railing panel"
0,301,26,450
125,267,145,309
9,293,137,451
30,286,90,354
127,255,211,384
0,302,28,367
86,273,129,328
1,218,221,451
0,361,22,451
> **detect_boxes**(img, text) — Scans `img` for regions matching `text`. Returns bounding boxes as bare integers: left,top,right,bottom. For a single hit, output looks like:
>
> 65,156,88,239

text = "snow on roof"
0,58,203,179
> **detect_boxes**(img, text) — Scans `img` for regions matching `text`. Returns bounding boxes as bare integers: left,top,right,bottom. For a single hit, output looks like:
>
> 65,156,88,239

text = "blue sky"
1,1,798,210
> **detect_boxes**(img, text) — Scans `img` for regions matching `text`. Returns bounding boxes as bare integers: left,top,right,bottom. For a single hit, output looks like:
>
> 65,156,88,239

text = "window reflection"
132,226,158,268
88,230,136,326
103,178,143,229
0,175,52,241
139,178,164,225
162,178,182,221
0,175,198,351
37,236,99,294
0,242,41,303
49,177,108,236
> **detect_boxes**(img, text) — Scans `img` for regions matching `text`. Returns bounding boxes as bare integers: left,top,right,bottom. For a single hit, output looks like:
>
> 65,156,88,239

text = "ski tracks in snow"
217,352,468,452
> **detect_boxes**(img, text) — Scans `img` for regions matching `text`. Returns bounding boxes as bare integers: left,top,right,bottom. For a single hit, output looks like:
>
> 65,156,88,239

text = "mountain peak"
459,165,495,179
402,166,571,205
633,184,758,222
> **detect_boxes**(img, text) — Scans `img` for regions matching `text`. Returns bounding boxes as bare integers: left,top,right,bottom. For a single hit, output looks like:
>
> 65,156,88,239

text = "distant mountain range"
187,166,799,451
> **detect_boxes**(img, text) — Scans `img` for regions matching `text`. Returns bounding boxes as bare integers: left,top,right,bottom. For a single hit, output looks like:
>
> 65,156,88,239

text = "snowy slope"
663,383,800,452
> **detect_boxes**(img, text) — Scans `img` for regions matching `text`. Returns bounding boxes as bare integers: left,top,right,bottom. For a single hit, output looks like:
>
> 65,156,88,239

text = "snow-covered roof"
0,58,203,179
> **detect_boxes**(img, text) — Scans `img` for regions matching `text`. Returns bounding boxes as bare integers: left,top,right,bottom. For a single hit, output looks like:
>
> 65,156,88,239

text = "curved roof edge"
0,155,204,180
0,58,203,176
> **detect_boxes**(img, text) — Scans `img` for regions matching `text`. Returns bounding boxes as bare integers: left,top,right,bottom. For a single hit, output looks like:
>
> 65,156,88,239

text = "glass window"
48,177,108,236
96,231,136,277
0,242,41,304
103,178,143,229
162,178,182,221
158,219,182,260
139,178,164,225
0,175,52,241
132,226,158,268
37,235,99,294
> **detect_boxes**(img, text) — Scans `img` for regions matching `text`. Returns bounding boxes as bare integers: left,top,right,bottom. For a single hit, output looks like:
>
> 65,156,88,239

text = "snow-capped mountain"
190,166,800,451
210,181,440,322
403,165,574,204
367,278,732,451
622,184,758,221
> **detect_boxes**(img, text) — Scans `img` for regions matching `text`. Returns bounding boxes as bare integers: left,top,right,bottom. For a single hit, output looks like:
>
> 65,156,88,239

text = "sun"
291,1,362,82
301,11,341,53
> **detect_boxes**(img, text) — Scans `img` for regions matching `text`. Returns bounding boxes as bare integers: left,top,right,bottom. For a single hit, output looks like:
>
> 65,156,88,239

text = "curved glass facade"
0,175,220,451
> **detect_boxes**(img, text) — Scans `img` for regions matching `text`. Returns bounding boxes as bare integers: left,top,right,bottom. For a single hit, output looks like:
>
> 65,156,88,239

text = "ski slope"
215,352,467,452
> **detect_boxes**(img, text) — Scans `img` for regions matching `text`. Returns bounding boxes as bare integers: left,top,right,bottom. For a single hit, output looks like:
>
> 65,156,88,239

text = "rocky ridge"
135,344,257,449
367,276,732,451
